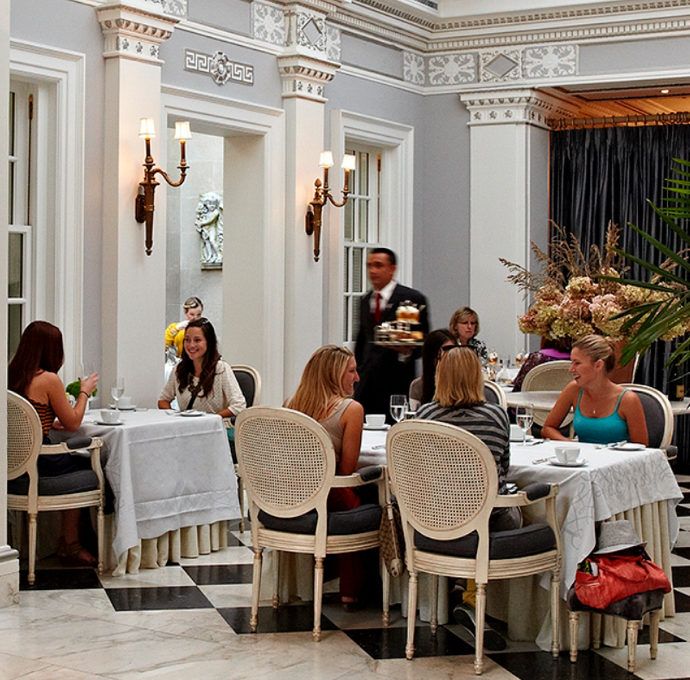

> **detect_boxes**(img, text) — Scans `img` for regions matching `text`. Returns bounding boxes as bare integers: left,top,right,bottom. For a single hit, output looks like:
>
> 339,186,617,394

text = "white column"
460,89,576,359
278,3,339,397
97,4,178,405
0,0,20,608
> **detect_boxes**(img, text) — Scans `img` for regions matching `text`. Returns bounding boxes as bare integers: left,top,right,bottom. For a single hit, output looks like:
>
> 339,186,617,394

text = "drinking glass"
516,404,534,445
390,395,408,424
111,377,125,410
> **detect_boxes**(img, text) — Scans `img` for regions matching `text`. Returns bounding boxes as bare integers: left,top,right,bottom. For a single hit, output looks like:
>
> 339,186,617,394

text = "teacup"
554,444,580,465
100,409,120,424
510,423,524,441
118,395,133,409
365,414,386,428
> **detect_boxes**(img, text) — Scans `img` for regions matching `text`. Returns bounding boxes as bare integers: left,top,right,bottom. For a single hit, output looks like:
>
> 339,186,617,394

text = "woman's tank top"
319,398,353,462
28,398,57,438
573,389,629,445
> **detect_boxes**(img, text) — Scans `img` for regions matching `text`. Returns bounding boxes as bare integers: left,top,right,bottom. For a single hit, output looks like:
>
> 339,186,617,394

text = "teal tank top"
573,389,629,445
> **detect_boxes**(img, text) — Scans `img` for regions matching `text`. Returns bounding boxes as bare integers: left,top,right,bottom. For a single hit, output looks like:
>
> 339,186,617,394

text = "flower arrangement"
500,223,689,342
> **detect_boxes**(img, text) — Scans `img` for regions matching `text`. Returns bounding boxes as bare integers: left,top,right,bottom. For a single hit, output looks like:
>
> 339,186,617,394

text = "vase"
608,339,637,384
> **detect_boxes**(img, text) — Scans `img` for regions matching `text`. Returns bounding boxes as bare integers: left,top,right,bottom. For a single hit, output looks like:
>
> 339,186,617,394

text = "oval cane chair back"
483,380,507,409
619,383,674,449
235,406,336,518
387,420,497,541
7,391,42,480
522,361,573,427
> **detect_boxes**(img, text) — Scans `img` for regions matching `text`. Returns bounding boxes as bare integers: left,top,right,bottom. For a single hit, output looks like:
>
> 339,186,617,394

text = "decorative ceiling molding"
460,88,579,128
278,54,339,100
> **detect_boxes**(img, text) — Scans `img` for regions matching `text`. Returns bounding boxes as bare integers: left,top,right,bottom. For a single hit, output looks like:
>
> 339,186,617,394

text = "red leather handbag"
575,553,671,609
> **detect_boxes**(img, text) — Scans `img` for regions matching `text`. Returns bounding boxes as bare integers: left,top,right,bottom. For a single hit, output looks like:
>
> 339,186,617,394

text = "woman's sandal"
57,540,97,568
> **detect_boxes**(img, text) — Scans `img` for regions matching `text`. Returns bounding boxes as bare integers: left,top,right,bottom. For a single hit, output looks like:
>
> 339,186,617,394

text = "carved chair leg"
474,582,487,675
381,556,390,626
627,620,639,673
406,571,418,660
649,610,660,660
97,505,104,575
250,548,263,632
313,557,324,641
430,574,439,635
568,611,579,663
591,612,602,649
550,569,560,657
237,473,245,534
27,513,37,586
272,551,280,609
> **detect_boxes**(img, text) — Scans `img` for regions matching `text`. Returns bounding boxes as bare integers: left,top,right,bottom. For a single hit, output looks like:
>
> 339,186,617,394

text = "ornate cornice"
278,54,340,100
460,89,579,128
97,4,179,62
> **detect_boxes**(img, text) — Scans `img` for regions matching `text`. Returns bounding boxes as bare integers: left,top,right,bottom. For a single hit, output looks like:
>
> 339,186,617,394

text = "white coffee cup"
510,423,523,440
555,444,580,464
365,414,386,428
100,409,120,424
118,395,133,409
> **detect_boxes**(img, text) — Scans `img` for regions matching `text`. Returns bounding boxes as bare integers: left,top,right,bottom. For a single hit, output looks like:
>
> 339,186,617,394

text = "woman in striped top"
416,346,521,531
8,320,100,567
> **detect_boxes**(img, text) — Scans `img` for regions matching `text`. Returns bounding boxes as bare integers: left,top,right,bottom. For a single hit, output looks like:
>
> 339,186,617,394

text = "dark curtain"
550,125,690,468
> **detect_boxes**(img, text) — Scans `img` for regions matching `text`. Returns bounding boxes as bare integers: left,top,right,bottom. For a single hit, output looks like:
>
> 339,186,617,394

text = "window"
7,81,34,358
342,145,382,344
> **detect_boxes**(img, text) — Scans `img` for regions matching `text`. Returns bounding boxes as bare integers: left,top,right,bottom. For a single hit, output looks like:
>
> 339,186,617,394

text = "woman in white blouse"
158,318,246,430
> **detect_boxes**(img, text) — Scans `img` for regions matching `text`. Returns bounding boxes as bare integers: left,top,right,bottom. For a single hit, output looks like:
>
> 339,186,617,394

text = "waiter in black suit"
354,248,430,418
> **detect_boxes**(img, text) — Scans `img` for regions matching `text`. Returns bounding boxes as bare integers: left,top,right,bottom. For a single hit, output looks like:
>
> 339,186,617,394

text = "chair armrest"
65,435,93,449
40,437,103,455
493,483,558,507
664,445,678,461
331,467,383,488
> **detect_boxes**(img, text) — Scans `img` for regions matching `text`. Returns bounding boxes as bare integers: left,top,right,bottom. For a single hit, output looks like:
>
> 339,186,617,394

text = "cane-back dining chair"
521,360,573,428
619,383,676,459
387,420,561,674
235,406,388,641
7,391,105,584
483,380,507,409
231,364,262,532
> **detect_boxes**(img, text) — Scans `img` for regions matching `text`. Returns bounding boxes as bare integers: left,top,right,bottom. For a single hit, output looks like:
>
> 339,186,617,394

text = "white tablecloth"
78,410,240,569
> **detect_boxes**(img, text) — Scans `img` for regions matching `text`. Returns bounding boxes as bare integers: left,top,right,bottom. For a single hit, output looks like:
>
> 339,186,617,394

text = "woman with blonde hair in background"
286,345,367,609
542,334,648,445
449,306,488,362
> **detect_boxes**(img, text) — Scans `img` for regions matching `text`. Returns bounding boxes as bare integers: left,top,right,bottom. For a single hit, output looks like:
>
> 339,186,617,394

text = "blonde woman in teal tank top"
542,335,648,446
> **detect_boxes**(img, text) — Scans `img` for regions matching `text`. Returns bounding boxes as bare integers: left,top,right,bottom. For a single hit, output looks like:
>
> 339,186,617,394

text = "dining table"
62,408,241,575
359,427,683,647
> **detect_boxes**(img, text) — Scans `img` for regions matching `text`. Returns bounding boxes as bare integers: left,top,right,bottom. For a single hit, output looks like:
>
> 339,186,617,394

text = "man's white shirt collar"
371,279,397,310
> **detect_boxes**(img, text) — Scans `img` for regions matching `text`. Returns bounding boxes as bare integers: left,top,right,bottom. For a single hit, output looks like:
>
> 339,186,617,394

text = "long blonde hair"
286,345,354,421
434,347,485,407
573,334,617,372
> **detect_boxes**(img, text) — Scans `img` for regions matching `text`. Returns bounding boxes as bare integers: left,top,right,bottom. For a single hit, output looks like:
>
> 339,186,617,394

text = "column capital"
460,88,577,129
97,3,179,63
278,54,339,102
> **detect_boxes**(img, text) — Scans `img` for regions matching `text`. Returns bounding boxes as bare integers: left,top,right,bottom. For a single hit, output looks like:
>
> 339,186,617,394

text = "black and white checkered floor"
4,474,690,679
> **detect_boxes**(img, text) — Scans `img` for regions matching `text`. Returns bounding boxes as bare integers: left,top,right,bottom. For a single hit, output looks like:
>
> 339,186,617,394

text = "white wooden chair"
387,420,561,674
521,360,573,428
7,391,105,584
235,406,389,640
483,380,507,409
231,364,262,532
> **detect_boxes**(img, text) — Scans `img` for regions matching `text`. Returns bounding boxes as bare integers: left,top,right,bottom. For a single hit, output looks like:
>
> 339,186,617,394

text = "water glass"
390,395,408,424
516,404,534,445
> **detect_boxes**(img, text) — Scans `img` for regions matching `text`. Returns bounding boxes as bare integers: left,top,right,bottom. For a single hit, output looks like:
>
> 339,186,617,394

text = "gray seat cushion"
258,504,382,536
8,469,99,496
414,522,556,559
635,392,665,449
567,585,665,618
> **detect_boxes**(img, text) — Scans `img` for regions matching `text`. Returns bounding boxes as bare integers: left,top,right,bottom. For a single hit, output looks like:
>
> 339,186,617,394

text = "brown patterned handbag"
380,496,405,577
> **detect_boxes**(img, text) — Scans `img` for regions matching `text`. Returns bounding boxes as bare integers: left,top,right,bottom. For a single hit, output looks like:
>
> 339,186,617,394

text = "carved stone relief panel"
252,1,287,46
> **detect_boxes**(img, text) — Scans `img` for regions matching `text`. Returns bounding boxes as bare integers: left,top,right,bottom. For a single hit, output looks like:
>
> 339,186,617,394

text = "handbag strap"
186,381,202,410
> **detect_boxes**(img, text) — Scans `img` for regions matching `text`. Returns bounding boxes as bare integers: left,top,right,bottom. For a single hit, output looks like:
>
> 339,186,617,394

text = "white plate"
110,404,136,410
95,420,123,426
610,442,646,451
364,424,390,431
548,457,586,467
180,410,204,417
510,434,534,443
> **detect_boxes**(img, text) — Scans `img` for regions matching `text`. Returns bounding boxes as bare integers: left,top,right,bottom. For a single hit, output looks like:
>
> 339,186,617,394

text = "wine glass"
390,395,408,424
111,377,125,410
516,404,534,445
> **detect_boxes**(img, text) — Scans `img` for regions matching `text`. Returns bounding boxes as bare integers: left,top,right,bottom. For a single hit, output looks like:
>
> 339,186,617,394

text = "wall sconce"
135,118,191,255
305,151,356,262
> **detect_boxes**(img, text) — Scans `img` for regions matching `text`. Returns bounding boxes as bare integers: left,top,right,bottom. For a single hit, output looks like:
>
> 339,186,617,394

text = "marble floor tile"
99,566,196,589
177,546,253,566
106,585,213,611
596,641,690,679
198,583,254,608
181,563,254,585
217,602,338,634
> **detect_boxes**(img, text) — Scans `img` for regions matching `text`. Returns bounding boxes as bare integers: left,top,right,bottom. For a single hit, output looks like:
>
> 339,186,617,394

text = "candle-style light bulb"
341,154,356,171
139,117,156,138
174,121,192,141
319,151,334,169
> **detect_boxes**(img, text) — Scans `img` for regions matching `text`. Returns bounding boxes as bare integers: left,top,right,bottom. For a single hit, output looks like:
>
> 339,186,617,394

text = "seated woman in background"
512,336,571,392
408,329,456,409
8,320,100,566
286,345,366,609
164,296,203,359
449,306,488,362
158,318,246,435
417,347,521,531
542,334,648,445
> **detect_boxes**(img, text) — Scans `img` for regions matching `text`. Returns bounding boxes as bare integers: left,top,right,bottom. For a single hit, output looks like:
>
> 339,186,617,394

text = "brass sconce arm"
305,154,355,262
134,119,191,256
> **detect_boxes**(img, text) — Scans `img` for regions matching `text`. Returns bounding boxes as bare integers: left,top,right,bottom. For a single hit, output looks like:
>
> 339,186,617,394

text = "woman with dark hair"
8,320,100,566
158,318,245,427
408,329,456,408
543,334,648,445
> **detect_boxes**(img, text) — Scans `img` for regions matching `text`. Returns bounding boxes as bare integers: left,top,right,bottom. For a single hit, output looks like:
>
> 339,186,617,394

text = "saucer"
610,442,646,451
180,410,204,417
510,434,533,443
548,457,586,467
110,403,136,411
364,424,390,431
96,419,123,426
